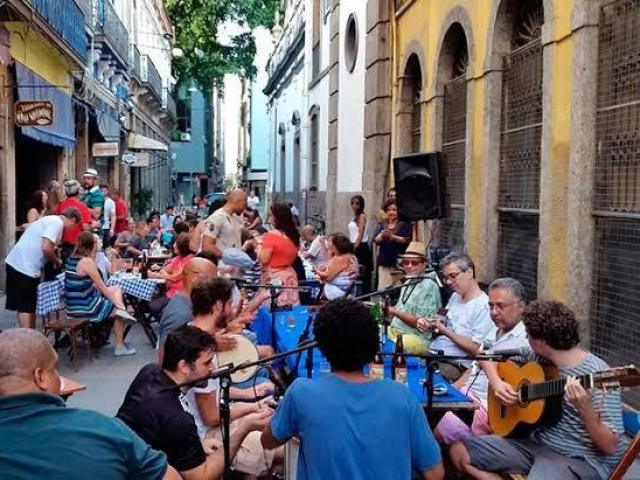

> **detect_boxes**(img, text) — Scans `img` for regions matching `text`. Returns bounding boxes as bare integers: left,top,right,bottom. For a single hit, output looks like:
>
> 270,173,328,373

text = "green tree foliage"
165,0,279,89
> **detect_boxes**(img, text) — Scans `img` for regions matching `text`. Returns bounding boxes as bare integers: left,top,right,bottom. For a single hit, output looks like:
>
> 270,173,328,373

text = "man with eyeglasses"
435,278,529,444
426,253,493,382
386,241,442,354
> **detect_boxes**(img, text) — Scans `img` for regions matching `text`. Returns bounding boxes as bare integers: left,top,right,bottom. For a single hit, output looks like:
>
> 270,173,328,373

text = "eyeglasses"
442,270,464,282
401,260,424,267
488,301,519,311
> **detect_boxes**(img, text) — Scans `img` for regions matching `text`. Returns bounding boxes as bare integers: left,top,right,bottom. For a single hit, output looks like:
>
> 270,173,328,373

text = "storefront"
6,22,75,225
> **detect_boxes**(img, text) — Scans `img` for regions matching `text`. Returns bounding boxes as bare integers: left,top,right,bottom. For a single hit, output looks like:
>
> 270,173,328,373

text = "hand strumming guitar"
491,378,519,405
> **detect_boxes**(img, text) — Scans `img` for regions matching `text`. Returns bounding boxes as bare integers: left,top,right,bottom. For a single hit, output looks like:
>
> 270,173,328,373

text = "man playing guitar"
450,300,628,479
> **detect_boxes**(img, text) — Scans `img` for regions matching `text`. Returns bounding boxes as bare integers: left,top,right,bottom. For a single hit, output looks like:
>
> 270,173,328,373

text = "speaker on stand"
393,152,447,222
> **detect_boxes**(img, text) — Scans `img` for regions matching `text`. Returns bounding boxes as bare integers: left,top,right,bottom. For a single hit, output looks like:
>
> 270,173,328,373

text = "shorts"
463,435,600,480
5,264,40,313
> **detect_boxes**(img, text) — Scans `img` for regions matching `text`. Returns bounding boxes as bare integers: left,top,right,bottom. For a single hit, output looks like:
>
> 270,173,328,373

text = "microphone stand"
229,279,311,351
291,313,315,379
170,340,317,480
353,278,426,348
376,350,510,412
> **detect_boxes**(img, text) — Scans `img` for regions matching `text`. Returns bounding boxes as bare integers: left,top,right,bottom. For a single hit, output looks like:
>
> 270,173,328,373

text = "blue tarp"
15,62,75,148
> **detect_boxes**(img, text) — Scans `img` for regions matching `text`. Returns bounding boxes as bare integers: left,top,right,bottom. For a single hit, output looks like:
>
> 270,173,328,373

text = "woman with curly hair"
257,202,300,306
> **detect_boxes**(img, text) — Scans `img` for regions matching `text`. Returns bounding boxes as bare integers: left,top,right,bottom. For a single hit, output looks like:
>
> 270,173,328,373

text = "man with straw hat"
387,241,442,355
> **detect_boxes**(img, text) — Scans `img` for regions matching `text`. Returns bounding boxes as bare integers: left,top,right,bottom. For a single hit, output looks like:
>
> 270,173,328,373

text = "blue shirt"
271,375,441,479
0,392,167,480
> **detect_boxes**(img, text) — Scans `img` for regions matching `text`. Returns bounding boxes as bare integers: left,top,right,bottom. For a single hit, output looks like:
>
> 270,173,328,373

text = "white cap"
83,168,98,178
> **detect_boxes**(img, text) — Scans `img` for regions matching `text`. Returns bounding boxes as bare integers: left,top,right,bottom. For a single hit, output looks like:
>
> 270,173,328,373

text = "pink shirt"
166,254,193,298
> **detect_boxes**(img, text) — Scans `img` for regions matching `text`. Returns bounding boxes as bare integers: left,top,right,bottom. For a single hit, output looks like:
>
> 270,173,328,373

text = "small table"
60,376,86,401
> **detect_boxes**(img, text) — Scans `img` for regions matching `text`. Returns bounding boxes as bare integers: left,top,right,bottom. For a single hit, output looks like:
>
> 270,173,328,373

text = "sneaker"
114,309,137,324
114,345,137,357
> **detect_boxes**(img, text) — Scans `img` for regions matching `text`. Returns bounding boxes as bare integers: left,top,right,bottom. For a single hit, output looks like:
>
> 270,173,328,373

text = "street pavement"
1,295,639,477
0,295,156,415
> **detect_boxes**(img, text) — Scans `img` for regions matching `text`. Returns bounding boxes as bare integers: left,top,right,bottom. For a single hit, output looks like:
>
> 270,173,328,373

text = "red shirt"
115,198,127,233
263,231,298,269
55,197,92,245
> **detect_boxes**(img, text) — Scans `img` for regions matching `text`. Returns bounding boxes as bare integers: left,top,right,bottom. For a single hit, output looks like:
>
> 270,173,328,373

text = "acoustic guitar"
488,361,640,437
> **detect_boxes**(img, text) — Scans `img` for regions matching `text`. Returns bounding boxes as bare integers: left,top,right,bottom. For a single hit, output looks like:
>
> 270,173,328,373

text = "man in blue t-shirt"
261,298,444,480
0,328,174,480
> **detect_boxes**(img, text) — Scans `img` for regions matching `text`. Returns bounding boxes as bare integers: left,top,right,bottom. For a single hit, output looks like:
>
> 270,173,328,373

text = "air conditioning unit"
180,132,191,142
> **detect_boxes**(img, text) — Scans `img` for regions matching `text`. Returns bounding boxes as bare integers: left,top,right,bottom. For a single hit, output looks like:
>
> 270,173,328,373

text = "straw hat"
398,241,427,260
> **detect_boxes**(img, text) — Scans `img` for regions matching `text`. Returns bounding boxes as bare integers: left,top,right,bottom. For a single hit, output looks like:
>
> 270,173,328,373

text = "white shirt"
160,213,175,231
6,215,63,278
347,219,369,243
247,195,260,210
430,291,494,367
306,235,330,268
185,356,220,438
102,197,116,230
290,205,299,217
463,321,529,404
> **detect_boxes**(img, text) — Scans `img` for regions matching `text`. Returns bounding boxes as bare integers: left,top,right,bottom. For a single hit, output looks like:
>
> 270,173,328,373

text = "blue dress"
64,257,114,322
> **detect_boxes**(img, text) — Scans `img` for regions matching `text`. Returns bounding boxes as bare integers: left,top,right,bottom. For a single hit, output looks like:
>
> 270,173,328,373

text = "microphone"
482,346,530,358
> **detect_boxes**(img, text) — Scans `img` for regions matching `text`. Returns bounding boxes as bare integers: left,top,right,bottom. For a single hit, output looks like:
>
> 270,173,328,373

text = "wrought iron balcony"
29,0,87,59
163,92,177,120
95,0,129,66
140,55,162,101
130,44,141,80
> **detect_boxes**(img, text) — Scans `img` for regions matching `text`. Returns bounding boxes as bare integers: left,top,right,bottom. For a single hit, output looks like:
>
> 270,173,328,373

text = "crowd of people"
0,181,632,479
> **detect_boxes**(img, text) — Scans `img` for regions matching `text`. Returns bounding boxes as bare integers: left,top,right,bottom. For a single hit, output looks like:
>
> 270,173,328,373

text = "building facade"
0,0,175,290
390,0,640,405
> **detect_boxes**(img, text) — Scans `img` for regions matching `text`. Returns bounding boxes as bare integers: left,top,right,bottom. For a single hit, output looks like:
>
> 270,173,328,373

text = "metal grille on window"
496,2,543,300
440,75,467,250
592,0,640,408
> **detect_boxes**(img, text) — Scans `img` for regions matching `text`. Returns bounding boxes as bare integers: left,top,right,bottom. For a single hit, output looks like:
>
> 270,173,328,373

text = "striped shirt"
524,351,628,479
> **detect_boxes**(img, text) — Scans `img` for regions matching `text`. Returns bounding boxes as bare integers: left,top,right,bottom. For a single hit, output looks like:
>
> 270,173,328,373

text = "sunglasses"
401,259,424,266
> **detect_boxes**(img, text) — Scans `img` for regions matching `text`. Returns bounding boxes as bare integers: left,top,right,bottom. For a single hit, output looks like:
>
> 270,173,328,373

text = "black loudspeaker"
393,152,445,221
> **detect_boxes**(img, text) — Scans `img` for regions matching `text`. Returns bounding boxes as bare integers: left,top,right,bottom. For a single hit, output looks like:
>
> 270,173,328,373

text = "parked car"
205,192,226,205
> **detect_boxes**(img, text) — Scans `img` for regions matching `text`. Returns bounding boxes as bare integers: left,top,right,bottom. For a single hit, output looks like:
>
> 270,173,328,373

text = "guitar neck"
524,373,592,402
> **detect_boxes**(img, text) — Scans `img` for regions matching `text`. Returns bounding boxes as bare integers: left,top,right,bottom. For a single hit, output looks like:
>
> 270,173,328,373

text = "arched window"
591,0,640,407
495,0,544,299
438,23,468,251
308,106,320,191
397,53,422,154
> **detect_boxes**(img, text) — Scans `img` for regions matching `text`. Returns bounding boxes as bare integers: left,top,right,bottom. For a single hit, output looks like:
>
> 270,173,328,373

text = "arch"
400,40,426,87
396,52,424,154
431,5,475,96
484,0,554,71
291,110,301,126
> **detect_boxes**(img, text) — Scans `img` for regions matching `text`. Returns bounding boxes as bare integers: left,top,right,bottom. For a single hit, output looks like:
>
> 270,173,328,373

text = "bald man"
158,257,217,358
0,328,179,480
201,189,246,259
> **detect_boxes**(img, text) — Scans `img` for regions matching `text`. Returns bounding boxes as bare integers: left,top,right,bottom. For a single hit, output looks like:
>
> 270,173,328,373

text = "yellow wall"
393,0,577,301
5,22,72,88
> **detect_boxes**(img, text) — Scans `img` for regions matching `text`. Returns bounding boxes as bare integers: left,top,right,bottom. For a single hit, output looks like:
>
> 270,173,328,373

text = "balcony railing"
141,55,162,100
29,0,87,59
163,93,177,119
130,44,141,80
96,0,129,65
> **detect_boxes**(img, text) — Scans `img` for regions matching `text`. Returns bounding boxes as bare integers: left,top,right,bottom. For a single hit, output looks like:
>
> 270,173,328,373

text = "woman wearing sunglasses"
386,241,442,355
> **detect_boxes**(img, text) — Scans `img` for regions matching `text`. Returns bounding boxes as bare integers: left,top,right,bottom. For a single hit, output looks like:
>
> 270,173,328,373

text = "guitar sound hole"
519,383,529,403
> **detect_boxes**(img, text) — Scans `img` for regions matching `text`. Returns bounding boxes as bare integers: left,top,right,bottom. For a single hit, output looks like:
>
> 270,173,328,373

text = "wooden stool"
41,311,92,370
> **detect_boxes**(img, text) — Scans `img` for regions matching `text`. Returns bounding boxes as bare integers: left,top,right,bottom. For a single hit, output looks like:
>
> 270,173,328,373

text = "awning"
127,132,169,152
97,109,121,142
15,62,75,148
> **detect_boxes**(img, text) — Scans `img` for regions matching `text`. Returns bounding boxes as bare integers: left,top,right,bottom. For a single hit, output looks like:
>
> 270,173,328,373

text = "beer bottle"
369,350,384,380
140,251,148,279
395,335,407,384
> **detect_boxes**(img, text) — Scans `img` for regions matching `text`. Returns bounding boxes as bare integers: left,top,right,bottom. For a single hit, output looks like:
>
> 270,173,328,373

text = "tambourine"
216,334,260,383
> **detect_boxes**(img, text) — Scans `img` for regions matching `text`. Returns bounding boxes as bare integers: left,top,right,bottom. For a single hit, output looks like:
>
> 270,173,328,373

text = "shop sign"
14,101,54,126
121,152,137,165
130,152,150,167
92,142,120,157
